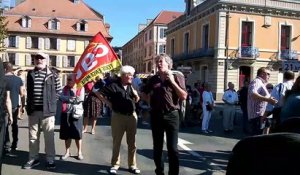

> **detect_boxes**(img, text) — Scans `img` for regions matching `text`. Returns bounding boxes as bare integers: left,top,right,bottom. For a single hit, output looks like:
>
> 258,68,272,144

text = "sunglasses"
267,87,273,89
67,79,73,81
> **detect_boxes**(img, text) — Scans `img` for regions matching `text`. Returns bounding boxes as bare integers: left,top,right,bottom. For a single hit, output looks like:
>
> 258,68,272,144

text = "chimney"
146,19,153,25
138,24,146,32
72,0,80,4
105,23,110,33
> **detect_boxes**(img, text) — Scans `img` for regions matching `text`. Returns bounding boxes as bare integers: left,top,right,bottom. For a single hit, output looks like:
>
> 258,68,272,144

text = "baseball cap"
35,52,48,59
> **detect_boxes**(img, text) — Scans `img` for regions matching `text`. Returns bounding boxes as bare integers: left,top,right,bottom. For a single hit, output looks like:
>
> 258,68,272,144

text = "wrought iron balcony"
280,49,298,60
172,48,214,61
239,46,260,59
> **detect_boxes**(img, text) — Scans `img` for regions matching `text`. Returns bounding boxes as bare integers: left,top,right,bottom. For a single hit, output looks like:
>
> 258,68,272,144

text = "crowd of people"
1,52,188,175
3,50,299,175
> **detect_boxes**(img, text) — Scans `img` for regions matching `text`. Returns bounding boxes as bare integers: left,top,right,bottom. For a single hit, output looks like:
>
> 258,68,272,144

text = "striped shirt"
247,77,270,120
33,69,61,107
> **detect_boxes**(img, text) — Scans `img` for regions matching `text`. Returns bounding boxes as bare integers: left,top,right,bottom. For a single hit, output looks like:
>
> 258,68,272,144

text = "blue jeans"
150,110,180,175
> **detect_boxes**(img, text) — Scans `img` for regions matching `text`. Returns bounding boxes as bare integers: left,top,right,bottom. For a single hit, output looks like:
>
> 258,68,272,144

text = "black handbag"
206,104,213,111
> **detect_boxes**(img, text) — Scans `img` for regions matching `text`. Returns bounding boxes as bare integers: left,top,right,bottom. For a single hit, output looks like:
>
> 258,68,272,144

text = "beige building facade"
167,0,300,100
3,0,111,85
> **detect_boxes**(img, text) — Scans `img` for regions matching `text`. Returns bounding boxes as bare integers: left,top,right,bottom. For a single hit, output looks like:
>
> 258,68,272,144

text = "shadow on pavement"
3,150,111,175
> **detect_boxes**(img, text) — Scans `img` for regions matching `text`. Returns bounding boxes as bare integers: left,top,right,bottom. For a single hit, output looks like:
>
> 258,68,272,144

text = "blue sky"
84,0,185,47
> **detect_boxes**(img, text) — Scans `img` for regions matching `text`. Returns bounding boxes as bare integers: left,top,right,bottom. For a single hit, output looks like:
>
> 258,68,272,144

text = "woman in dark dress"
82,75,105,135
59,74,85,160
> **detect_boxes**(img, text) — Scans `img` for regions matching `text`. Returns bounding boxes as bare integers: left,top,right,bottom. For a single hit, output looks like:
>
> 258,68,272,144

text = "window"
31,37,39,49
202,24,209,49
148,46,152,56
67,56,75,67
159,44,166,54
8,53,15,65
77,20,88,32
67,40,76,51
281,25,291,50
171,38,175,57
48,18,60,30
184,32,189,54
149,30,152,40
241,22,253,47
50,38,57,50
160,28,167,39
21,16,31,28
8,36,17,47
145,33,148,42
49,55,56,67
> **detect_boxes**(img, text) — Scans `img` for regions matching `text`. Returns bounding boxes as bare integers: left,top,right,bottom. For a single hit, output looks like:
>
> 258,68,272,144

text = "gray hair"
155,53,173,69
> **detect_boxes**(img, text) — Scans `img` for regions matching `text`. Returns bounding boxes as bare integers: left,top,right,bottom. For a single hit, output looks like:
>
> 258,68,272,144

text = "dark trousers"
241,108,249,134
150,110,180,175
4,108,19,150
249,117,262,136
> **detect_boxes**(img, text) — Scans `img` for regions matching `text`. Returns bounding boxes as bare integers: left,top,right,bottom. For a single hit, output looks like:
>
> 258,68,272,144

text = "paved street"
2,105,245,175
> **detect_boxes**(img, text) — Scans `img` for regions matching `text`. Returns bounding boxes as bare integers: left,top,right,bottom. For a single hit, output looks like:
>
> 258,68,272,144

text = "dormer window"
48,18,60,30
21,16,31,28
76,19,88,32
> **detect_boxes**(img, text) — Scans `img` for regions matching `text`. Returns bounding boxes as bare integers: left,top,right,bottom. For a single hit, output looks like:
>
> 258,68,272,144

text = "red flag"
73,32,121,88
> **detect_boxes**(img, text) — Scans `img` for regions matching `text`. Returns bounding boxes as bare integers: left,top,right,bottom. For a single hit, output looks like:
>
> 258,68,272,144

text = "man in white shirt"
222,82,239,132
263,71,294,131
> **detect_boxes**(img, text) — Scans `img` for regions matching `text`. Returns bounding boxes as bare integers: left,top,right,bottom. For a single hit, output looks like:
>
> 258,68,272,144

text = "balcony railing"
280,49,298,60
172,48,214,61
239,46,260,59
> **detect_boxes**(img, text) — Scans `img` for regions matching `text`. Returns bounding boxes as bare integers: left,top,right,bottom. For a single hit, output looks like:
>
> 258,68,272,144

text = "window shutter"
63,56,68,67
45,38,50,49
57,38,61,51
84,40,89,48
75,56,80,65
56,55,62,67
38,37,43,49
25,54,31,66
84,23,88,32
4,38,8,47
26,37,32,48
21,18,26,27
57,21,60,30
16,36,20,48
48,20,52,30
15,53,20,65
28,18,32,28
76,22,80,31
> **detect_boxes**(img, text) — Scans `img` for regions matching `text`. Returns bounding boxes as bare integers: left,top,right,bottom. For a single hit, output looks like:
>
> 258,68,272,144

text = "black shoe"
23,159,40,169
46,161,56,169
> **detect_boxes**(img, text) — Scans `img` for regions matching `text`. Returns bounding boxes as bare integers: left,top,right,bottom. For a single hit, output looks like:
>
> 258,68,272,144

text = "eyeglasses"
34,57,45,60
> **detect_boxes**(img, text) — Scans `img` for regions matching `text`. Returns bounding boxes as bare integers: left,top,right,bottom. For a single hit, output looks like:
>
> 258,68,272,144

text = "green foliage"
0,9,7,52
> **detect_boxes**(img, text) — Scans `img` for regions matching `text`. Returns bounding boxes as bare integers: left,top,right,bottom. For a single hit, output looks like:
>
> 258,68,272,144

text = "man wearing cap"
24,52,61,170
95,65,141,174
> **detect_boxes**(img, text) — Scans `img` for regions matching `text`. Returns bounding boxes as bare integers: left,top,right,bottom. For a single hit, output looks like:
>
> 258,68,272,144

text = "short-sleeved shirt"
223,89,239,105
143,73,186,113
5,74,23,108
247,77,270,120
99,79,136,115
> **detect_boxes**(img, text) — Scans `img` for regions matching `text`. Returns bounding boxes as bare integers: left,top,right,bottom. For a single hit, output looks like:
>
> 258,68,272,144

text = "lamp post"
224,10,230,91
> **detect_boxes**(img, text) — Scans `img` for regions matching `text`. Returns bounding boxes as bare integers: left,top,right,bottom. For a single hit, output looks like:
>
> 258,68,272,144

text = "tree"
0,8,7,52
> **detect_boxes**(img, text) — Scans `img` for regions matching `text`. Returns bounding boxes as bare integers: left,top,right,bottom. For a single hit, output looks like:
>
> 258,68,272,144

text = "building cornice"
167,0,300,35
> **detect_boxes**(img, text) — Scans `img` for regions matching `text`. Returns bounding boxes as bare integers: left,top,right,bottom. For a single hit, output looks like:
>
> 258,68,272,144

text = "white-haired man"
95,65,141,174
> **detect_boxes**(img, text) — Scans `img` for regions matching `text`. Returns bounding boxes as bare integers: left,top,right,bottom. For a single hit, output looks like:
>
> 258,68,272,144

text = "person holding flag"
95,65,141,174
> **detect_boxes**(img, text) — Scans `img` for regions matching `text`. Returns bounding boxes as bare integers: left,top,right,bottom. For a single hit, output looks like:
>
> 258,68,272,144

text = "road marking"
164,135,225,173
